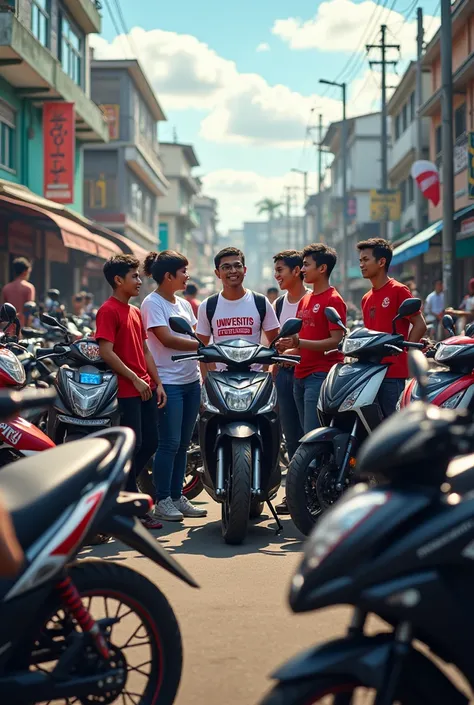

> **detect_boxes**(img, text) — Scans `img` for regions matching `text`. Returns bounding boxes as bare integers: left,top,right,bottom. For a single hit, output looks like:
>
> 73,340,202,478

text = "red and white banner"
411,160,440,207
43,102,75,204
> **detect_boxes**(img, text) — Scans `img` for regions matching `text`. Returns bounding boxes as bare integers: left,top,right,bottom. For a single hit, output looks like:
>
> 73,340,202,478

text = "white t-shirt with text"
277,290,310,326
141,292,200,386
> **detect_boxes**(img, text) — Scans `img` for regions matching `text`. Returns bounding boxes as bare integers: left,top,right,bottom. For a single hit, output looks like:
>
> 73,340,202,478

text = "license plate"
80,373,102,385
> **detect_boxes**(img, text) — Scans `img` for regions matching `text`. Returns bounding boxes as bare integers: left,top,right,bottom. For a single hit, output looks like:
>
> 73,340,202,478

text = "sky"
92,0,441,233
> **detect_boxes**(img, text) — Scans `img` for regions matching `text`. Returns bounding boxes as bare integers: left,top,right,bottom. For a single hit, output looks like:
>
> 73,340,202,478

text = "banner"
369,189,401,221
410,160,440,206
43,102,75,204
100,104,120,140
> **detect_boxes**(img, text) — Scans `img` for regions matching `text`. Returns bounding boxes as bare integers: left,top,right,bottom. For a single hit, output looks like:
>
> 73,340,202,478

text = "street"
82,488,354,705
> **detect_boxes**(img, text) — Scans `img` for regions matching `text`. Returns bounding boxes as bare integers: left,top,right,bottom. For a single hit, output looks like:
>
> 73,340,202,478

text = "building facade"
190,195,219,289
159,142,200,253
83,59,169,252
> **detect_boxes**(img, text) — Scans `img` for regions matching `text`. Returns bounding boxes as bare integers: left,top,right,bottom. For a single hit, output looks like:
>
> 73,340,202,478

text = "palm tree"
256,198,283,249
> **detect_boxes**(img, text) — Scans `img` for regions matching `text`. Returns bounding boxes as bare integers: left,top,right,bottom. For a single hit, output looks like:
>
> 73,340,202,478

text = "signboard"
468,132,474,200
100,104,120,140
347,197,357,218
370,189,401,222
43,102,75,204
460,216,474,237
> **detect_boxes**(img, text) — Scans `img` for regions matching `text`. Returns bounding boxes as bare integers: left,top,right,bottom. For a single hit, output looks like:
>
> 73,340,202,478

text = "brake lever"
385,344,403,354
324,349,339,355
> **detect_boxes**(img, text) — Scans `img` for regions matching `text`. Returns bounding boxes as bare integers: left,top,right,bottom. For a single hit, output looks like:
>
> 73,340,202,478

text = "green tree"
256,198,283,247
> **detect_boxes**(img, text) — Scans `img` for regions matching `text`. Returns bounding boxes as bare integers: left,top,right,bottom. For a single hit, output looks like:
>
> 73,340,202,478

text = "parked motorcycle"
0,387,198,705
260,350,474,705
168,315,302,545
286,297,424,536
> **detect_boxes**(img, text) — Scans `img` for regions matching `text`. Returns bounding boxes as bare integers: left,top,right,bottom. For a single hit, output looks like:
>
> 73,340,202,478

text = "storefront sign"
370,189,401,222
43,102,75,204
454,133,468,175
100,104,120,140
460,216,474,237
468,132,474,200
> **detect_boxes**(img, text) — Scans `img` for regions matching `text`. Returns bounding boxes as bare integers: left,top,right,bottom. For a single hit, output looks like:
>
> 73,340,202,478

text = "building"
83,58,169,252
190,195,219,288
322,112,382,296
392,0,474,300
0,0,122,299
159,142,200,253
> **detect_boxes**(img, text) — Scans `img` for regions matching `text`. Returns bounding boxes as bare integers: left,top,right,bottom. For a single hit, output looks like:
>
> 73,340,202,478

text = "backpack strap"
205,293,219,335
275,294,285,322
253,292,267,327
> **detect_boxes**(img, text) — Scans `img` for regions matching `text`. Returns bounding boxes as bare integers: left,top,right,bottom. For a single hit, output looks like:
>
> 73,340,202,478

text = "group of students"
94,236,427,529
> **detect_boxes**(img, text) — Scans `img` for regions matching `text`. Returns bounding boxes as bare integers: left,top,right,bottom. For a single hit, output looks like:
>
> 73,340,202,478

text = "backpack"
274,289,311,321
206,291,267,335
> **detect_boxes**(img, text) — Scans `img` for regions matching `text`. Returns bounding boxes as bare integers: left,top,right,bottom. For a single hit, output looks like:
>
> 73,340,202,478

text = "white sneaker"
153,497,183,522
173,495,208,518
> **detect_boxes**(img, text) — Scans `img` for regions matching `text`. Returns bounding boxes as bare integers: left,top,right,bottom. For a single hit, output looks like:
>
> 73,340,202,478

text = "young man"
196,246,279,352
184,282,201,317
1,257,35,327
425,279,445,340
272,250,308,515
266,287,279,304
278,243,346,434
358,238,426,417
95,255,167,530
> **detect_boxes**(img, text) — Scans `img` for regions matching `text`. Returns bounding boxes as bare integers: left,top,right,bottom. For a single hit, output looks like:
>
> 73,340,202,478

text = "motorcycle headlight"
217,381,262,412
257,385,277,414
221,344,257,363
339,386,362,412
0,349,26,384
342,337,372,355
435,344,464,362
67,381,105,418
201,386,220,414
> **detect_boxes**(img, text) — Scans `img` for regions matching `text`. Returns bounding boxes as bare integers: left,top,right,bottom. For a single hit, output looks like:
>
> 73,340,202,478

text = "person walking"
141,251,206,522
424,279,445,341
95,254,166,530
183,282,201,317
1,257,35,326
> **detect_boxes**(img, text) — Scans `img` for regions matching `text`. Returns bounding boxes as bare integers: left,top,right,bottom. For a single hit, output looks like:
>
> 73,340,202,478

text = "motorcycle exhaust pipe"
252,445,261,496
216,445,225,496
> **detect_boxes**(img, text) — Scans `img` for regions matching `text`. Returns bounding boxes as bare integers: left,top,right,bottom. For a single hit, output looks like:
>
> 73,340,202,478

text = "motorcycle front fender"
299,426,341,445
218,421,259,440
271,634,466,705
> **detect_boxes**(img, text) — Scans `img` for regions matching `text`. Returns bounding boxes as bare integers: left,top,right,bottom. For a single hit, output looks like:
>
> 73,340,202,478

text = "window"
31,0,49,47
60,14,82,85
455,103,466,140
435,125,442,155
408,175,414,204
402,103,408,132
159,222,169,249
130,182,143,222
395,113,401,140
409,92,415,122
400,179,406,211
144,194,152,228
0,121,15,171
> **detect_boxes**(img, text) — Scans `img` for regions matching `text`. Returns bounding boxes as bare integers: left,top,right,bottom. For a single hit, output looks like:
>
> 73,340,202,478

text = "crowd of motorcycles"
1,294,474,703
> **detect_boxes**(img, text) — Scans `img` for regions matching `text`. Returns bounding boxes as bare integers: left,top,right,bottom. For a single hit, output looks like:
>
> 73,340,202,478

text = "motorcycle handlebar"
0,388,57,421
403,341,425,349
171,354,203,362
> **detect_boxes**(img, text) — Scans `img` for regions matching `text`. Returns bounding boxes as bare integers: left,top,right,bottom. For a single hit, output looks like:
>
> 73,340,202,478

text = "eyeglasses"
220,262,244,272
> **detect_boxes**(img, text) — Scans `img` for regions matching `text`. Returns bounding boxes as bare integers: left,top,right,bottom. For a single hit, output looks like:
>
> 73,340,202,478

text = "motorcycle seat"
0,439,111,549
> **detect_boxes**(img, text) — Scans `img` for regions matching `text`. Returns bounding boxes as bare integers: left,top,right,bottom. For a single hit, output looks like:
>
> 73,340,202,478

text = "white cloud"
272,0,440,58
256,42,270,52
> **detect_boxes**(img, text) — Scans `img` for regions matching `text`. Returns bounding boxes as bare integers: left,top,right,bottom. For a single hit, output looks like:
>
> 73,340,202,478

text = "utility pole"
317,113,323,239
415,8,424,234
441,0,455,307
285,186,292,248
367,25,400,239
303,171,308,247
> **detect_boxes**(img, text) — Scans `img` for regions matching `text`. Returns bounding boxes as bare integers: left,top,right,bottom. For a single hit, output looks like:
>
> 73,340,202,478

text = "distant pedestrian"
425,279,445,340
1,257,35,326
184,282,201,317
266,286,279,304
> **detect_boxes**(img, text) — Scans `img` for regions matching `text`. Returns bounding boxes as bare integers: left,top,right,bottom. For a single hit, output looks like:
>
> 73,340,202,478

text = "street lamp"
319,78,348,302
291,168,308,248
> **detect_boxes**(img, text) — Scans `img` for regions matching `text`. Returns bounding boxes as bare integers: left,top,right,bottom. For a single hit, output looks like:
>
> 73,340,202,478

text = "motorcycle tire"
221,439,251,545
138,458,204,501
286,442,336,536
259,675,417,705
249,499,264,519
21,559,183,705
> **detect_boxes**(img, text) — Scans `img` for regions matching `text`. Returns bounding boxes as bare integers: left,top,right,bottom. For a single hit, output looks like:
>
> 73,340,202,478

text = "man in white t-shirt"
272,250,308,515
424,279,445,341
196,246,279,359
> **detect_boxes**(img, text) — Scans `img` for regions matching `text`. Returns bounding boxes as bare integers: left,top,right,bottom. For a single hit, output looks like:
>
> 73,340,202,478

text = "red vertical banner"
43,102,75,204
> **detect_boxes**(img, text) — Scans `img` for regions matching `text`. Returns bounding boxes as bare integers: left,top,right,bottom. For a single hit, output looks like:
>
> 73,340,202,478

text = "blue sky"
94,0,441,231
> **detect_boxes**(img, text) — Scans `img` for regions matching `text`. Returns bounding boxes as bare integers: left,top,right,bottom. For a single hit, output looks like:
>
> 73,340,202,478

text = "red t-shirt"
188,298,200,317
361,278,413,379
95,297,152,398
295,287,347,379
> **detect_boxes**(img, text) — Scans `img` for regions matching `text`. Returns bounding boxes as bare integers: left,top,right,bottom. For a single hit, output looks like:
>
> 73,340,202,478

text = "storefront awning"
89,225,149,261
392,220,442,266
0,195,122,260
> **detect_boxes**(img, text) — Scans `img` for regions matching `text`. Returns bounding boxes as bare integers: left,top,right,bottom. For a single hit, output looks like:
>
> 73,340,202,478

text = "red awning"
0,195,122,259
89,224,149,261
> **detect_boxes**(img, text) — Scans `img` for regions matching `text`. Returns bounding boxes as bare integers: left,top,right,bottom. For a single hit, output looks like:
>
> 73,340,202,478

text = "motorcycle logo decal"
313,303,320,313
382,297,390,308
0,423,22,446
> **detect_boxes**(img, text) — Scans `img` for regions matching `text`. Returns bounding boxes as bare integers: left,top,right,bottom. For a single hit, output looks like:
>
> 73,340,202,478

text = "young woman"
141,251,206,522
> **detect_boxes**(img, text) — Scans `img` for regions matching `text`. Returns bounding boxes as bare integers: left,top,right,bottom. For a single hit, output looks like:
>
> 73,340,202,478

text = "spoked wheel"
23,560,182,705
260,676,417,704
221,440,251,545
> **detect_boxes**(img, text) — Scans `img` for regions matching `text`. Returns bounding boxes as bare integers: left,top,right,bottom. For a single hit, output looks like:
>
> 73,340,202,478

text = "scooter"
167,315,302,545
259,351,474,705
0,386,198,705
286,297,424,536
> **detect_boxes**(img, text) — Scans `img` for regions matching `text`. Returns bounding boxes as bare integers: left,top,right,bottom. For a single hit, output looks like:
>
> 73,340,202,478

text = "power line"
111,0,139,57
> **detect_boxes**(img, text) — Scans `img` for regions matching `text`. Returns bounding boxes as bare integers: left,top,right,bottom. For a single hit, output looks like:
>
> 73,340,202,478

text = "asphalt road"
83,488,357,705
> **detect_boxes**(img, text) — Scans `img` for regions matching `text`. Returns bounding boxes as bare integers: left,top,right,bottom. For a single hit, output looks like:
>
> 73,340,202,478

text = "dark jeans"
154,380,201,501
275,366,303,460
293,372,327,435
118,390,159,493
377,378,405,418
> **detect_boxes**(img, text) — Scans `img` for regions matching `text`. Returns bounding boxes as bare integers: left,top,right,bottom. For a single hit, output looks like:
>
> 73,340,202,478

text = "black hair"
302,243,337,277
13,257,31,277
273,249,304,280
357,238,393,272
143,250,188,285
266,287,279,295
185,282,198,296
214,247,245,269
103,254,140,289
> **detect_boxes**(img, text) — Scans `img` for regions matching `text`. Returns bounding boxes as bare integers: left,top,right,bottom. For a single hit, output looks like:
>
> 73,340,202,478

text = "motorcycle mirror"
324,307,347,332
169,316,194,336
0,303,18,323
40,313,62,329
392,297,422,333
465,322,474,338
442,314,455,337
53,344,68,355
278,317,302,339
408,350,429,402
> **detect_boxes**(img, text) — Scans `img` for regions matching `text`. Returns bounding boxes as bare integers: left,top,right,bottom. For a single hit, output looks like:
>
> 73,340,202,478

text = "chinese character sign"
43,102,75,204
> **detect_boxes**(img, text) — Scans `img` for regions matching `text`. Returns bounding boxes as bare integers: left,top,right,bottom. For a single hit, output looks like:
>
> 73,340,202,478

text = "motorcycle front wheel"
260,676,417,704
221,439,251,545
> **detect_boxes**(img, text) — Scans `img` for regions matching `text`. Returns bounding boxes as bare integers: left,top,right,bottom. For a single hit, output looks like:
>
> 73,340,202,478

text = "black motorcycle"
168,315,302,545
286,297,424,535
260,351,474,705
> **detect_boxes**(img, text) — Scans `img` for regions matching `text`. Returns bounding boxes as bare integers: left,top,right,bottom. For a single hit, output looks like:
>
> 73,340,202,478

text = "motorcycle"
259,350,474,705
286,297,424,536
0,386,198,705
168,314,302,545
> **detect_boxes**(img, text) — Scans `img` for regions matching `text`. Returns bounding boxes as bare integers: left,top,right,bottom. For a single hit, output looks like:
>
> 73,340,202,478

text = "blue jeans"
154,380,201,501
275,367,303,460
293,373,327,435
377,378,405,418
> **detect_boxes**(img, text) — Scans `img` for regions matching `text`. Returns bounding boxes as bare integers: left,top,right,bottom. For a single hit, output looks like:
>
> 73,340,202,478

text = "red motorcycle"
0,304,55,465
400,314,474,410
